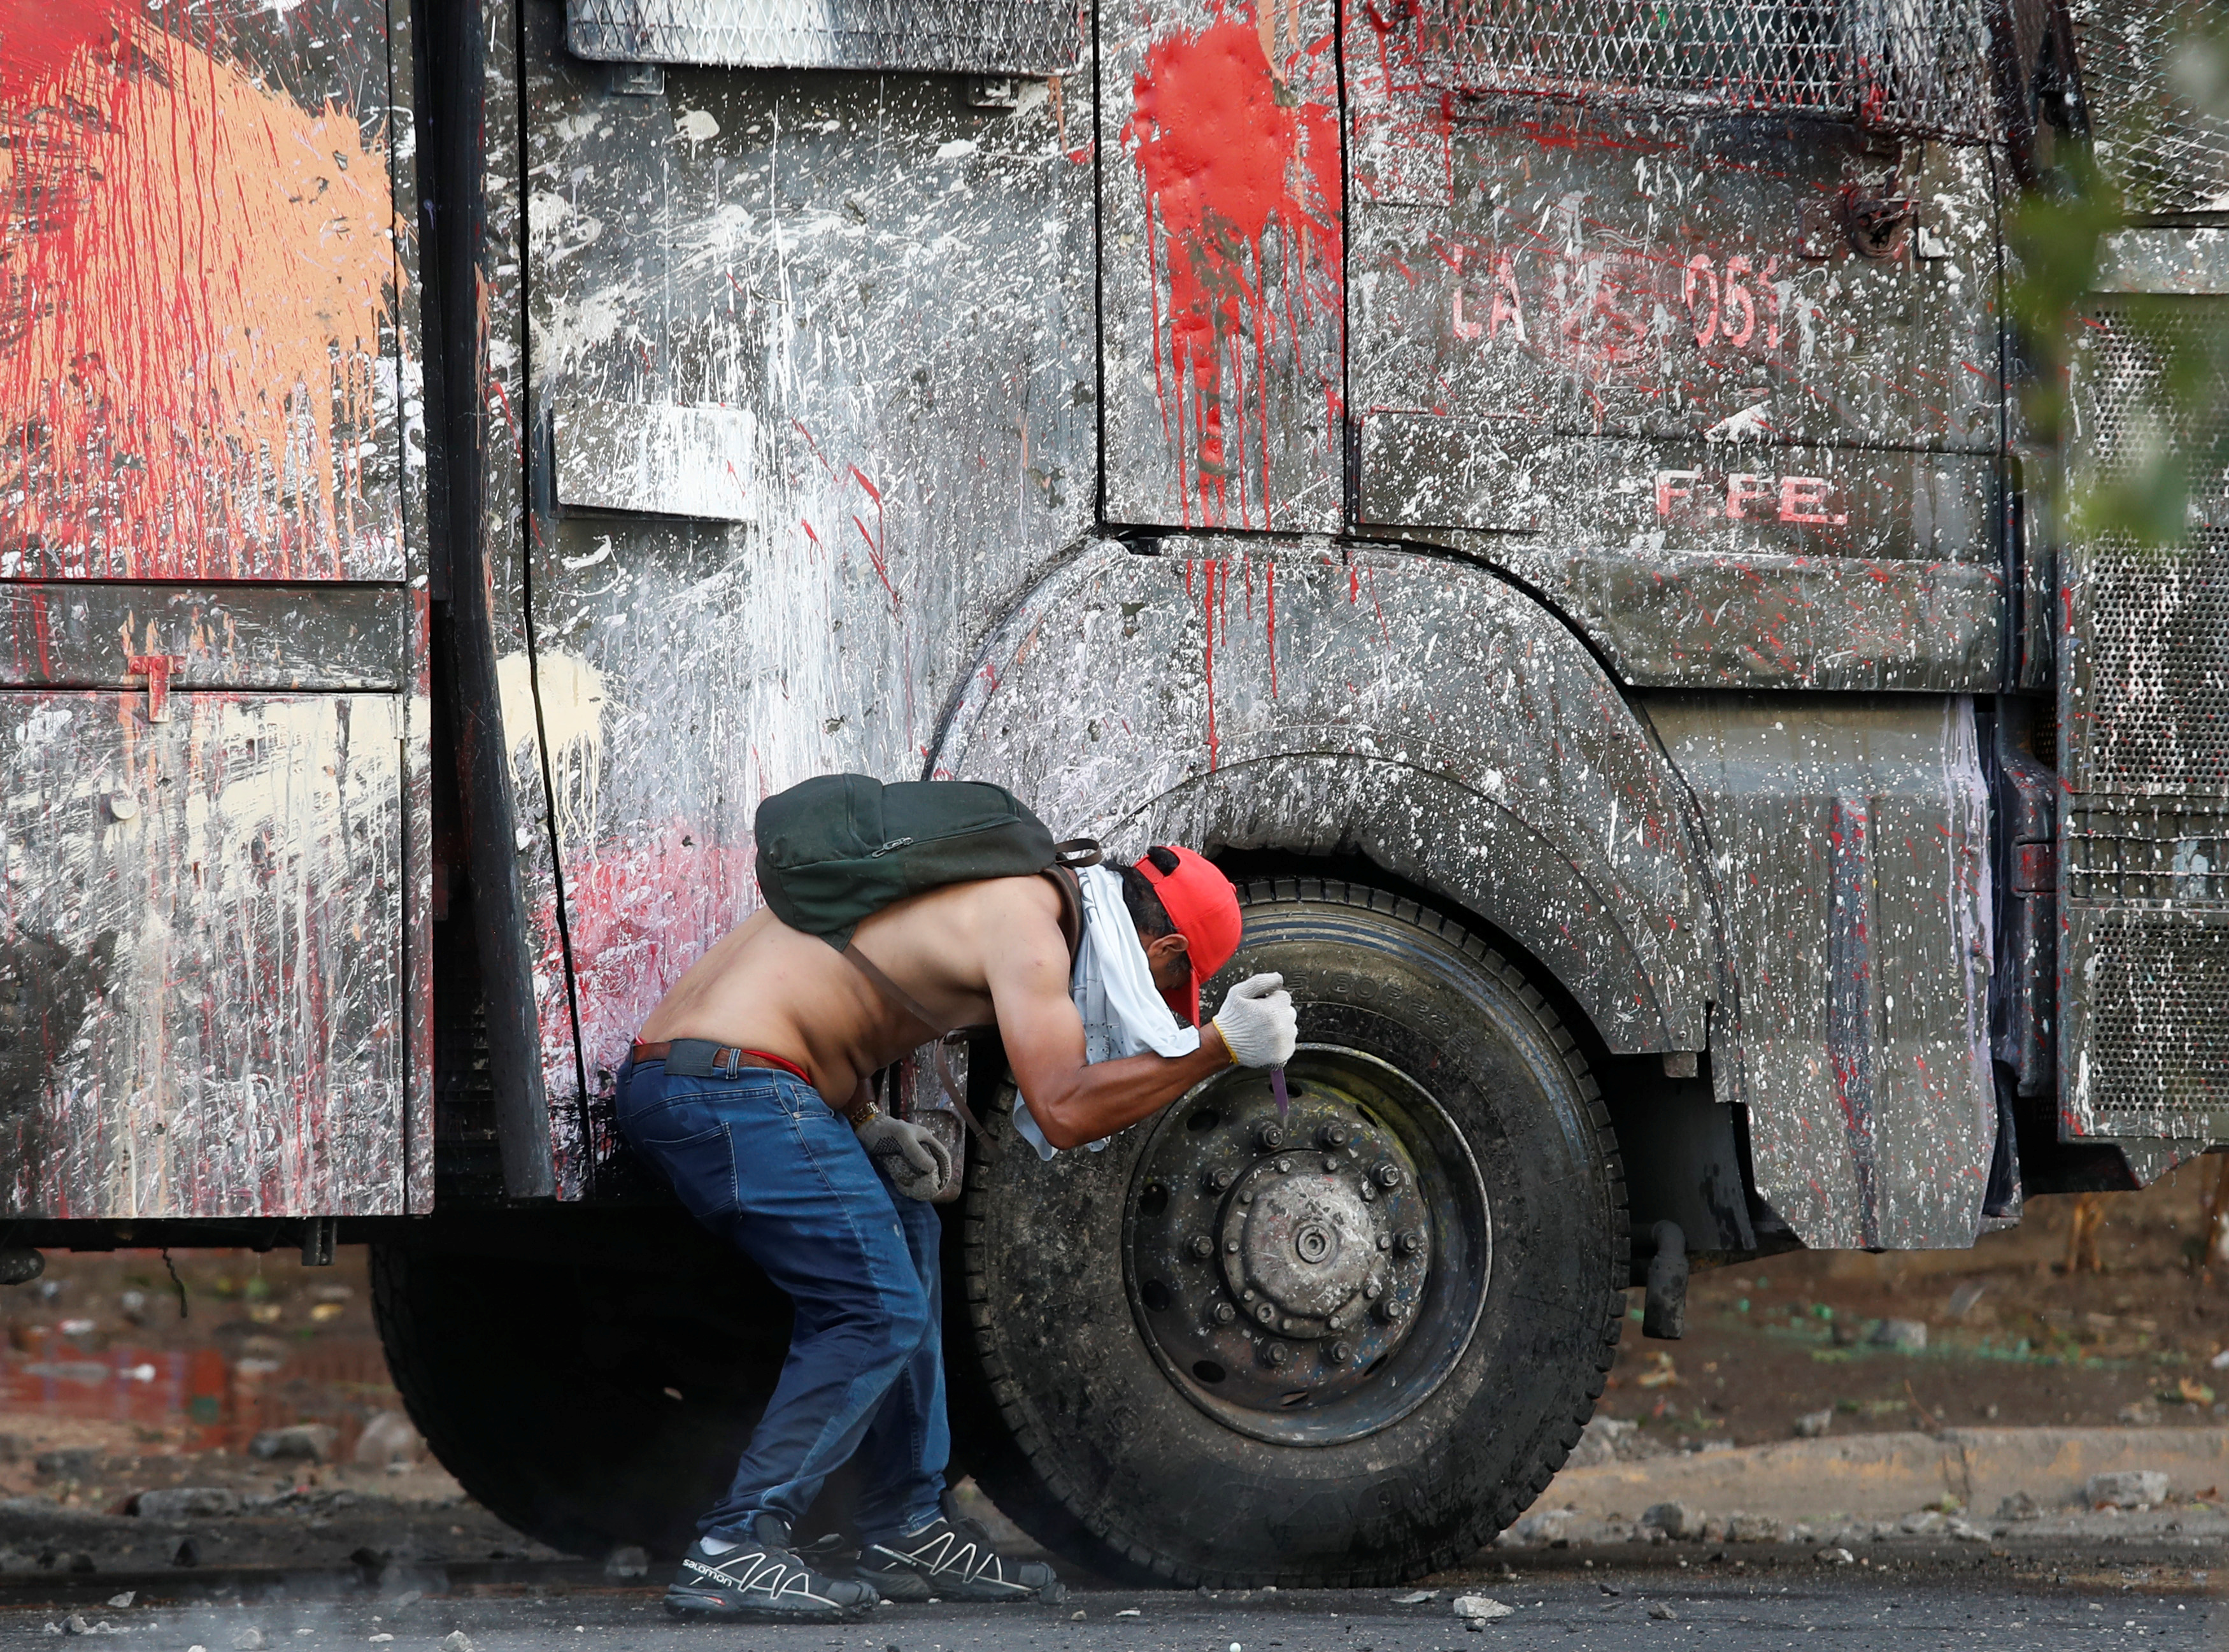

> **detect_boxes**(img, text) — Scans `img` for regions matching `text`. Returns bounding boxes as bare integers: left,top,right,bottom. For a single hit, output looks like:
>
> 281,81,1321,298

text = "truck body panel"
0,0,431,1218
0,0,2222,1231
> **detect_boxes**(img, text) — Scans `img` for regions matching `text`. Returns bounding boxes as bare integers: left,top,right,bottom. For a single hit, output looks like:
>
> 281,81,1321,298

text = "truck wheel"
369,1221,790,1558
954,877,1627,1586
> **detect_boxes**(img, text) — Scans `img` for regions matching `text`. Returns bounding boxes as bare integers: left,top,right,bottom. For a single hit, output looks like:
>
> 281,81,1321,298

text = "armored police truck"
0,0,2222,1586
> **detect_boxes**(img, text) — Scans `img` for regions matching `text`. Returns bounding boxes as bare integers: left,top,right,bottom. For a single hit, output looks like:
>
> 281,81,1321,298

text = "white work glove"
858,1114,955,1202
1212,972,1297,1069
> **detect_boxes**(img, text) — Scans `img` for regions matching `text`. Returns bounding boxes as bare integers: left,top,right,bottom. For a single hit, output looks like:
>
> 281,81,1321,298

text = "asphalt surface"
0,1553,2216,1652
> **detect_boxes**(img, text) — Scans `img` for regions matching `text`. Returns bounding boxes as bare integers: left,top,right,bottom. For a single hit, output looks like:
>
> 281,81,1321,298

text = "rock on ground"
2086,1470,2169,1509
1642,1501,1708,1541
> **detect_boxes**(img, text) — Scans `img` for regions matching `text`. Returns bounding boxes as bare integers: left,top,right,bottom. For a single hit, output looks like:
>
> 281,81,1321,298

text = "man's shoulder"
967,869,1066,918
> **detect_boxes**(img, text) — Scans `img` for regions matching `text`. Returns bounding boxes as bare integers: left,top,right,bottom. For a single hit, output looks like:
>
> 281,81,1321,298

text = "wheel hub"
1218,1150,1420,1337
1124,1049,1467,1434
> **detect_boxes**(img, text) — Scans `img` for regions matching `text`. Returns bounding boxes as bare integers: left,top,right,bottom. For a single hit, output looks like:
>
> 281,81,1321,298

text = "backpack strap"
1042,864,1085,969
841,944,999,1154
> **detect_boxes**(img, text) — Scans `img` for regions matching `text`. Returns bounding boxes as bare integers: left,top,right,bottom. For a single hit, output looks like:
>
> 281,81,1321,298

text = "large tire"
369,1214,793,1558
954,877,1627,1586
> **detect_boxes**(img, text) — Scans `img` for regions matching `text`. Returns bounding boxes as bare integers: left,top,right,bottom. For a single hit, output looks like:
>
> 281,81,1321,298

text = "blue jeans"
615,1058,948,1543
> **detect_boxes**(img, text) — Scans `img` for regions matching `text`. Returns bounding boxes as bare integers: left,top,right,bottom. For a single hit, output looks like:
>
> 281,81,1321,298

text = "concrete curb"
1532,1427,2229,1524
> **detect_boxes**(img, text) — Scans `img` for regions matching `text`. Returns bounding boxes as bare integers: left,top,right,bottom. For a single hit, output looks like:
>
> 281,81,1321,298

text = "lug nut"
1206,1167,1235,1192
1265,1341,1292,1367
1379,1299,1406,1323
1320,1122,1351,1148
1257,1123,1286,1150
1373,1162,1404,1188
1398,1229,1425,1255
1255,1302,1278,1325
1364,1279,1383,1300
1212,1302,1237,1325
1189,1234,1214,1259
1328,1340,1353,1364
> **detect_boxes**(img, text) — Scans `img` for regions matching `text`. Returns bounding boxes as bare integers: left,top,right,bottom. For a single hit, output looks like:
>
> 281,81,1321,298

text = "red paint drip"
1127,6,1342,528
1202,559,1220,771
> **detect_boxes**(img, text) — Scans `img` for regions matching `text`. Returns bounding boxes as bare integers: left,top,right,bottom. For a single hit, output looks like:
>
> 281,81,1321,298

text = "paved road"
0,1558,2214,1652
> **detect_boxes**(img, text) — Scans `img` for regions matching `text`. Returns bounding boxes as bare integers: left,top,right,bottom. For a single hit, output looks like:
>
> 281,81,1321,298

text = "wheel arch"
930,538,1725,1060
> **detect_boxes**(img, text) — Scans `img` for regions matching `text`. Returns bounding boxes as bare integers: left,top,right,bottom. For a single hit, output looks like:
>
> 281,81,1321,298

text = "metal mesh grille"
2074,0,2229,217
1413,0,1995,138
2066,801,2229,902
566,0,1085,75
2074,302,2229,493
2076,918,2229,1114
2067,303,2229,791
2073,528,2229,788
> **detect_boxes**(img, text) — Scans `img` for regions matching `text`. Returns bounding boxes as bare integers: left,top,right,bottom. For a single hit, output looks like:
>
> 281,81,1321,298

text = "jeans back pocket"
629,1118,737,1223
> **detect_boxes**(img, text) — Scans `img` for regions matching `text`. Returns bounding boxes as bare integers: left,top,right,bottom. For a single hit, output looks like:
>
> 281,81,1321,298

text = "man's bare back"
638,876,1237,1148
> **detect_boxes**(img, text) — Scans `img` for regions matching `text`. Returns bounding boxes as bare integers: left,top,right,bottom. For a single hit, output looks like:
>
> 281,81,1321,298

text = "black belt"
629,1039,815,1084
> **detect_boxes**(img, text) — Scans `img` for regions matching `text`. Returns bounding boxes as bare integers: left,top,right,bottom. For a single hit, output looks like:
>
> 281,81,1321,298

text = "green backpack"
755,773,1097,950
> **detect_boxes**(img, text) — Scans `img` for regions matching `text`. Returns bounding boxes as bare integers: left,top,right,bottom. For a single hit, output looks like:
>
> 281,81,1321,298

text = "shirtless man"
617,845,1296,1621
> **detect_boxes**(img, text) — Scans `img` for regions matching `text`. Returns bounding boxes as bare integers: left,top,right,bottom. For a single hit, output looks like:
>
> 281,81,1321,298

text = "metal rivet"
1242,1289,1256,1302
1189,1234,1214,1260
1255,1302,1277,1325
1225,1237,1240,1253
1373,1162,1404,1188
1364,1279,1383,1300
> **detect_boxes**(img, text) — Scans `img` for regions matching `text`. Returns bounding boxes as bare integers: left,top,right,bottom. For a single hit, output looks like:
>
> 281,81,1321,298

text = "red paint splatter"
1126,5,1342,528
0,1,401,578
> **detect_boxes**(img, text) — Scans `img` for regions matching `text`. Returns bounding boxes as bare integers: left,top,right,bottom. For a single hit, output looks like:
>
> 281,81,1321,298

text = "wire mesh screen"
567,0,1085,75
2074,0,2229,217
1413,0,1997,137
2064,302,2229,792
2072,916,2229,1117
2072,299,2229,497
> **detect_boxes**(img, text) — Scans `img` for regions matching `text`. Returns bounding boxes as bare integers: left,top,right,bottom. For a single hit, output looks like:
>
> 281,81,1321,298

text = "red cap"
1137,846,1242,1027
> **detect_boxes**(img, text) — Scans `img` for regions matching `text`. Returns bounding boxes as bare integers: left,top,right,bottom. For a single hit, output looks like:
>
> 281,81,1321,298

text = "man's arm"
981,885,1231,1151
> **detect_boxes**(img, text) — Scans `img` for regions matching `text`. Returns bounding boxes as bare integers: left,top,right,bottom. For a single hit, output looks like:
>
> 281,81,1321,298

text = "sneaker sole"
664,1584,878,1622
854,1569,1067,1606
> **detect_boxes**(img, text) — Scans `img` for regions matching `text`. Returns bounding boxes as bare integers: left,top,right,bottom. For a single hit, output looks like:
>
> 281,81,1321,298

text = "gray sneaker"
665,1514,881,1621
854,1495,1066,1604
